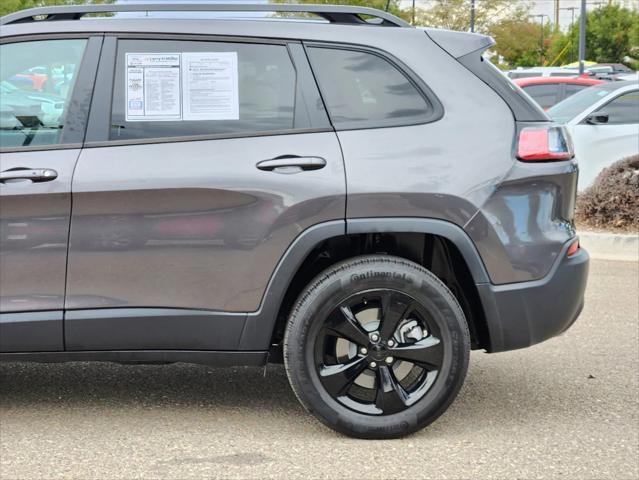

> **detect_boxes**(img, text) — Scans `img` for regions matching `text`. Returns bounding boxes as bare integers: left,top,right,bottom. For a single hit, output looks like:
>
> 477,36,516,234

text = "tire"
284,255,470,439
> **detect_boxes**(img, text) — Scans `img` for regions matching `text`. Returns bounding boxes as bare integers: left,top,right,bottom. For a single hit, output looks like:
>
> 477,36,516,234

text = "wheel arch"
239,218,492,353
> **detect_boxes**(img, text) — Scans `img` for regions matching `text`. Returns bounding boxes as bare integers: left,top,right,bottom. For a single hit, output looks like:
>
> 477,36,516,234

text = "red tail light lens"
566,240,579,257
517,126,574,162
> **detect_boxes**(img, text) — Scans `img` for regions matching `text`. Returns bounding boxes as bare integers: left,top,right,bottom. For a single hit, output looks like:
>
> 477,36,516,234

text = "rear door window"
307,46,435,129
564,84,589,98
597,91,639,125
521,84,559,110
110,39,325,141
0,39,87,148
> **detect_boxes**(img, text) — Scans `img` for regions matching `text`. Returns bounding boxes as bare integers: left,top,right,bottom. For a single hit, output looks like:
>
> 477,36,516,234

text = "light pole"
578,0,586,74
470,0,476,33
412,0,416,26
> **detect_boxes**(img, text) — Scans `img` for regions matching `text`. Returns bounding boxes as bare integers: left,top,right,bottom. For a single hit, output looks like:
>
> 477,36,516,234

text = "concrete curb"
579,231,639,262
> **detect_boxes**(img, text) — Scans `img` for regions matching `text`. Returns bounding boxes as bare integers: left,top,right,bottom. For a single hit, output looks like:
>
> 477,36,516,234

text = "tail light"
517,125,574,162
566,239,580,257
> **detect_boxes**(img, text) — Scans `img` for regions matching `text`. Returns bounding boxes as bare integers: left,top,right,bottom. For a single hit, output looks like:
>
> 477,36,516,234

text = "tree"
491,17,569,68
1,0,113,17
562,4,639,65
413,0,528,33
490,19,545,68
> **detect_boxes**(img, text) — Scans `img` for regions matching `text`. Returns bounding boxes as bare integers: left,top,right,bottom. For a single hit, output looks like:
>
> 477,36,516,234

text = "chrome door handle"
0,168,58,183
256,156,327,172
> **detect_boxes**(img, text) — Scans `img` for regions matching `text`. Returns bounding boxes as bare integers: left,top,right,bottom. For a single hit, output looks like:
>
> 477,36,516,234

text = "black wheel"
284,255,470,439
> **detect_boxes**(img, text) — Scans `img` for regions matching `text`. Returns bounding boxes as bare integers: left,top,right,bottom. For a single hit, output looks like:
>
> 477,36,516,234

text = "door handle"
256,156,327,172
0,168,58,183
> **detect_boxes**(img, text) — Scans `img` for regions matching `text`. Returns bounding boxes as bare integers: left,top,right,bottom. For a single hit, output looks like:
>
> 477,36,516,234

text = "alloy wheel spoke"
375,365,409,414
325,305,370,346
319,356,369,397
388,336,443,371
379,291,413,340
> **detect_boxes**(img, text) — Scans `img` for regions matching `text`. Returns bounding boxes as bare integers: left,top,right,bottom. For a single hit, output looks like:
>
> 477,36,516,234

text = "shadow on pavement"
0,355,583,437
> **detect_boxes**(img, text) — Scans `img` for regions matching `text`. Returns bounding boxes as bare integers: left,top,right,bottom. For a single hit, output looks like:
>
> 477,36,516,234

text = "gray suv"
0,4,589,439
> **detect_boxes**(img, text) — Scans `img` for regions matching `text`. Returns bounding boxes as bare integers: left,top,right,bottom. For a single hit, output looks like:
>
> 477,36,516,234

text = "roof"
588,79,639,93
513,76,604,87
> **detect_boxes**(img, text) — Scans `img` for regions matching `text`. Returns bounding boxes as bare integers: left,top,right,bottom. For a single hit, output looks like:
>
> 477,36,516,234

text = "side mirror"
585,112,610,125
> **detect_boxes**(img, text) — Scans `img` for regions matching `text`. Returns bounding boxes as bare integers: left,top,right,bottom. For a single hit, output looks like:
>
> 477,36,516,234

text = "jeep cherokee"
0,3,589,439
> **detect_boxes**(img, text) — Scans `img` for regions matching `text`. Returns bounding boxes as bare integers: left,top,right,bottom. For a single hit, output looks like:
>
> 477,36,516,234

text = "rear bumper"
477,240,589,352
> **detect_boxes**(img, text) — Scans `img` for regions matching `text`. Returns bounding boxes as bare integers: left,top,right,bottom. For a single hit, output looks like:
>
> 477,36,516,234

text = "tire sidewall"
285,256,470,439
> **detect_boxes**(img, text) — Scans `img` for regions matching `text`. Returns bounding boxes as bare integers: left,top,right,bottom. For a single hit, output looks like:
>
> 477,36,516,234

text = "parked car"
0,4,589,439
590,63,634,74
0,80,66,128
513,76,604,110
548,80,639,190
507,66,580,79
10,66,48,90
616,72,639,82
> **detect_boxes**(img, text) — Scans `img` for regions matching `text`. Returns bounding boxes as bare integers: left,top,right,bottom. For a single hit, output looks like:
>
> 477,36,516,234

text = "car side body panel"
0,16,588,361
66,132,345,312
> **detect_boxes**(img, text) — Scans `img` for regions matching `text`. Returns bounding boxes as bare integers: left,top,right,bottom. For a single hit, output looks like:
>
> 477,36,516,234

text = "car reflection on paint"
0,80,65,128
0,194,284,252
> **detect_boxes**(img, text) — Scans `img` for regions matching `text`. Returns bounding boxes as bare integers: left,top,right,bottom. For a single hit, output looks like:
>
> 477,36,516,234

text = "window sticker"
126,53,182,121
182,52,239,121
125,52,240,122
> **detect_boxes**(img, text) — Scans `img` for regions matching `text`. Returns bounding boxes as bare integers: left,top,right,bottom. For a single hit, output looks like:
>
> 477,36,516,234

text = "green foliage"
563,4,639,64
481,4,638,69
546,31,574,66
491,19,547,68
0,0,114,17
413,0,527,33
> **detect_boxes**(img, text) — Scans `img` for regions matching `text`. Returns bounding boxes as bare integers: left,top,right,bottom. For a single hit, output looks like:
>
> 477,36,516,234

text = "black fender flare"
239,217,490,350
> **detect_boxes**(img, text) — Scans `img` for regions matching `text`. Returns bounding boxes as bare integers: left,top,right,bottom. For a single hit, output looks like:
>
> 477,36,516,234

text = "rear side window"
307,46,434,129
110,39,325,141
597,91,639,125
522,84,559,110
564,84,589,97
0,39,87,148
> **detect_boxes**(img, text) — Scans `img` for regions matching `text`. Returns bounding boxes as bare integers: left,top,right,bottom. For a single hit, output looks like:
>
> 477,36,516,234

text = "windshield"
547,83,623,123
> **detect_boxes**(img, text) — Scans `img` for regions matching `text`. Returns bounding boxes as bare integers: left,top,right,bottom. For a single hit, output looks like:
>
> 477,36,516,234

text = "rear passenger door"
64,36,345,351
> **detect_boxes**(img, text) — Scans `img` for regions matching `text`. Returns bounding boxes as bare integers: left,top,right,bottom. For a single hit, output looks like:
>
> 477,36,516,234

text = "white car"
547,80,639,190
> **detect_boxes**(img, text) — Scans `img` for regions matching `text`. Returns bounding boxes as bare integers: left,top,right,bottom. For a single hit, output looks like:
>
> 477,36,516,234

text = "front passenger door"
572,89,639,189
0,36,100,351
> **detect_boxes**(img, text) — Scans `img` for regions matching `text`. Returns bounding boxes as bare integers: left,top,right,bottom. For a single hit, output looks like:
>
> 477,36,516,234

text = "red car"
513,76,604,110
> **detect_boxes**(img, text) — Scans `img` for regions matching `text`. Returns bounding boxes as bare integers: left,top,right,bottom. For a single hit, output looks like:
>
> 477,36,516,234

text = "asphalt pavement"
1,259,637,480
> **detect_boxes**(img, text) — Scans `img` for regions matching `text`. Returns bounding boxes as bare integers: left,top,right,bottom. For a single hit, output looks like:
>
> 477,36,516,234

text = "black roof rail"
0,3,411,27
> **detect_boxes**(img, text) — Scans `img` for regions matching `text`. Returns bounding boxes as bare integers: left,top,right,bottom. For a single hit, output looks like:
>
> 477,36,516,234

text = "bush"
576,155,639,232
